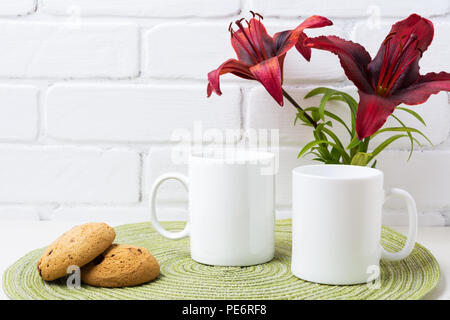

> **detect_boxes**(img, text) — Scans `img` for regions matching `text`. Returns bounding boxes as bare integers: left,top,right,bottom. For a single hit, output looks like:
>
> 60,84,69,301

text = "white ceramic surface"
291,164,418,285
150,150,275,266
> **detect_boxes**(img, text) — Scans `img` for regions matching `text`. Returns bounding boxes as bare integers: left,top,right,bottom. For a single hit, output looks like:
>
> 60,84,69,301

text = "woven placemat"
3,220,440,300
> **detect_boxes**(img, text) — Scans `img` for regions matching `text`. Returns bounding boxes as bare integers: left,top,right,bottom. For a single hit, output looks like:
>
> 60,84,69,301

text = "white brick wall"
144,23,234,79
0,22,139,78
0,85,38,141
250,0,450,18
41,0,241,18
0,146,140,204
0,1,36,16
45,84,241,142
0,1,448,226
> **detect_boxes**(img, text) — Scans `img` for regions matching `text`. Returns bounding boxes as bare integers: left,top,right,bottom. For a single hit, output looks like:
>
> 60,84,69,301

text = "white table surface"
0,220,448,300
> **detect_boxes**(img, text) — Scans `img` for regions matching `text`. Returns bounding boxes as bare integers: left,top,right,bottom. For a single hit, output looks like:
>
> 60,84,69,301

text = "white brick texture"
0,1,35,16
144,147,189,203
0,147,140,204
0,206,40,220
250,0,450,18
0,0,36,16
145,23,234,80
45,84,241,142
50,205,188,223
378,151,450,209
0,22,139,78
42,0,240,18
0,85,38,141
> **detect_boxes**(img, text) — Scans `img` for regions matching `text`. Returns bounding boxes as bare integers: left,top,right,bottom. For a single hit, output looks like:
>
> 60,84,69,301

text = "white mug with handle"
150,150,276,266
291,164,418,285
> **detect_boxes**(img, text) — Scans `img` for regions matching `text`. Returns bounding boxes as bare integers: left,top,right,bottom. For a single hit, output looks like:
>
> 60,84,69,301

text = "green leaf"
321,127,344,148
371,160,377,168
350,152,372,166
333,91,358,117
412,137,422,147
295,112,313,126
297,139,346,159
304,87,358,137
330,147,341,161
298,140,329,159
347,134,361,150
303,150,322,159
336,92,358,134
370,134,408,159
319,92,334,120
304,87,331,99
390,115,415,161
372,125,433,146
327,96,347,103
396,107,426,126
372,126,427,138
304,107,351,135
311,109,321,122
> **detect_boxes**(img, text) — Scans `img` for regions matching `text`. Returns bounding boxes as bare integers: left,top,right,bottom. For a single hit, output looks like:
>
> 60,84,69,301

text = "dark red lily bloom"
305,14,450,139
207,12,332,106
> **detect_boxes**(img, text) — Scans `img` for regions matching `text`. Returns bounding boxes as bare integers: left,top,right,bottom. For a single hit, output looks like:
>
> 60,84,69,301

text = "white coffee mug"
291,164,417,285
149,150,276,266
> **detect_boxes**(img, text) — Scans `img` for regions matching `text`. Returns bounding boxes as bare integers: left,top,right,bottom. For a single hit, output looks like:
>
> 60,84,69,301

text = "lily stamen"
235,18,264,62
377,34,419,96
229,24,259,64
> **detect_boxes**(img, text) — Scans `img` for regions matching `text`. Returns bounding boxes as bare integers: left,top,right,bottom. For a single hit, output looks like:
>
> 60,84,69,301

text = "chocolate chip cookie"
37,222,116,281
81,244,160,287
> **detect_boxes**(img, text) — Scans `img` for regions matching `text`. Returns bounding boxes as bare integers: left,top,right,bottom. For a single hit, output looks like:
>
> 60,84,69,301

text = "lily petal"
390,14,434,53
231,18,275,64
207,59,253,97
368,14,434,93
295,32,311,61
249,56,284,106
306,36,373,93
390,71,450,105
247,18,276,58
274,15,332,56
356,91,399,140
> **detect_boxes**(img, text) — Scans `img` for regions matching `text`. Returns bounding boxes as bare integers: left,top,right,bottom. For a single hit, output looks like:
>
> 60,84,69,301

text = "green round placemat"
3,220,440,300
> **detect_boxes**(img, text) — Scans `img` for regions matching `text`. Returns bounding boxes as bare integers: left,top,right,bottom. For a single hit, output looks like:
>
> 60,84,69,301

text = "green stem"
363,137,370,153
282,88,318,128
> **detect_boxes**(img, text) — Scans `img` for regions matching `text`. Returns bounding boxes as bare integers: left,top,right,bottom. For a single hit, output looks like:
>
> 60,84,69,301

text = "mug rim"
293,164,383,181
190,149,274,163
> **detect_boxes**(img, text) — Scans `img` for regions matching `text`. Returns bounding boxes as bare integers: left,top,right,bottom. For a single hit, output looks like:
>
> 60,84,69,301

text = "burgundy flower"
207,12,332,106
305,14,450,139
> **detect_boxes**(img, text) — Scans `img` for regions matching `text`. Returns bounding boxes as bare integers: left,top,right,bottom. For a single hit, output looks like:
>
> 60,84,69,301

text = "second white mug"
291,164,418,285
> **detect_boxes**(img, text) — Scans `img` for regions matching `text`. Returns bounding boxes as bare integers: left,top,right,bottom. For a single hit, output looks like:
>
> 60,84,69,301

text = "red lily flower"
207,12,332,106
305,14,450,140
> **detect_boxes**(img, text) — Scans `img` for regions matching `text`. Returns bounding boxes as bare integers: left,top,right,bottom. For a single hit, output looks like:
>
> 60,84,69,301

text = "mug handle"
381,188,418,261
149,172,190,240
